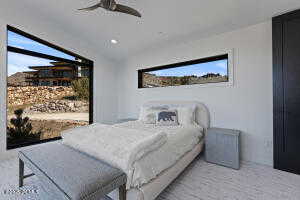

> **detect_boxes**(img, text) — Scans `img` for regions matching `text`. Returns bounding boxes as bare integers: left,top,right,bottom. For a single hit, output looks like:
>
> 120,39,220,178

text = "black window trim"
7,25,92,67
138,54,229,89
6,25,94,150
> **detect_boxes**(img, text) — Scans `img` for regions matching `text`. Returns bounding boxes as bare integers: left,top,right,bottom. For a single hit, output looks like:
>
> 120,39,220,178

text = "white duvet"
62,123,167,189
62,121,203,189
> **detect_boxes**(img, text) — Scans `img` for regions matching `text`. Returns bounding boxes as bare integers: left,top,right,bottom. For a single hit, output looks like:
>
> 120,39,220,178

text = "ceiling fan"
78,0,142,18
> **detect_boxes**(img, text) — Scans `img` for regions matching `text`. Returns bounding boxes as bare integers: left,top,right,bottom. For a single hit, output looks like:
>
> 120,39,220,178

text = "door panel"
273,10,300,174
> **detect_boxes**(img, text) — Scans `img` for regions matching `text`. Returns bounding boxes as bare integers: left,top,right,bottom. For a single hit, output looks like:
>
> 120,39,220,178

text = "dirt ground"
7,119,89,140
30,119,89,140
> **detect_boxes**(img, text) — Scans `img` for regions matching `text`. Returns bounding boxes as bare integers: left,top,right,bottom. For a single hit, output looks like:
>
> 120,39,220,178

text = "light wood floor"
1,156,300,200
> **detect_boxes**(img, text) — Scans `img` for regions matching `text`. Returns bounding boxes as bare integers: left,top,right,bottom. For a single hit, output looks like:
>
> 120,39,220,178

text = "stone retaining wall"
8,86,75,106
24,100,89,114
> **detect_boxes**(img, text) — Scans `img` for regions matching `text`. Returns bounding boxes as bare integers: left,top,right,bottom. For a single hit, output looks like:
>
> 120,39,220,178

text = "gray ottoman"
19,143,127,200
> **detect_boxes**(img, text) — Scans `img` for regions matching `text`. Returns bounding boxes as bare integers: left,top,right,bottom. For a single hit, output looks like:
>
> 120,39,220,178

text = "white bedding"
114,121,203,188
62,123,167,189
108,142,204,200
62,121,203,189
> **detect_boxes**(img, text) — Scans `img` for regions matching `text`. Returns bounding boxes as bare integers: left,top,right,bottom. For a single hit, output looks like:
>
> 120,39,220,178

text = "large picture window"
138,54,229,88
6,26,93,149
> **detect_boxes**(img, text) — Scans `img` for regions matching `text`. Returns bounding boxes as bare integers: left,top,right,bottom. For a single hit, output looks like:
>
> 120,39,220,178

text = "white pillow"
156,110,179,126
176,105,197,126
139,106,169,124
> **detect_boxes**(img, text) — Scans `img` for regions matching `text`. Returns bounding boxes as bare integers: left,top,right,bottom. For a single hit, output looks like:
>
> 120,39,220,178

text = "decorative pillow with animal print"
140,106,169,124
156,110,179,126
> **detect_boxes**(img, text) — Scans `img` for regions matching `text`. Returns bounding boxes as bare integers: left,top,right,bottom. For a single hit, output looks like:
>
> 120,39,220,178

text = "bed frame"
109,101,210,200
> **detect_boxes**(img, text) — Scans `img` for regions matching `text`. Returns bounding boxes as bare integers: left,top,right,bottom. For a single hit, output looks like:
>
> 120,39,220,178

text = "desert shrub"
180,76,190,85
62,95,78,101
7,109,41,144
71,78,89,100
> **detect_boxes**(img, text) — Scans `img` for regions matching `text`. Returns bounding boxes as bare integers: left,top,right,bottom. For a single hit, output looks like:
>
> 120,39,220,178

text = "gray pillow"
156,110,179,126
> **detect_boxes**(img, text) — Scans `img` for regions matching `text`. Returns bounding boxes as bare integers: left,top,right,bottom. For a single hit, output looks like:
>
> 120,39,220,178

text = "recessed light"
111,39,118,44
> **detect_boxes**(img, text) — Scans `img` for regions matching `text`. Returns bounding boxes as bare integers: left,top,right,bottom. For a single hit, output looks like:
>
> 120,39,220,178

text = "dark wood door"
273,9,300,174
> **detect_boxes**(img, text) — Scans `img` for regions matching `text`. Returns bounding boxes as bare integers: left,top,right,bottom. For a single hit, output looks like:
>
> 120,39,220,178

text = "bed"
106,101,210,200
63,101,210,200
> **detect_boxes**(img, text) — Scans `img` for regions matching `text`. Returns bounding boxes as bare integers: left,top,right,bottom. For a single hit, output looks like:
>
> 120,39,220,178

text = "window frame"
6,25,94,150
138,53,231,89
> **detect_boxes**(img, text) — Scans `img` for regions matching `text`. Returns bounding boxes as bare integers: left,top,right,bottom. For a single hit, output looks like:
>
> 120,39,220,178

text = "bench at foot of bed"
19,143,127,200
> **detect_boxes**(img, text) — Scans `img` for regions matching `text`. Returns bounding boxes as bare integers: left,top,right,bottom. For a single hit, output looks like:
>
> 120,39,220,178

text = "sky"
7,31,75,76
149,59,228,77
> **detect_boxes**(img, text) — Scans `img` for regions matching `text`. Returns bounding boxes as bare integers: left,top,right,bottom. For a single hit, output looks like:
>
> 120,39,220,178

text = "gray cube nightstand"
205,128,241,170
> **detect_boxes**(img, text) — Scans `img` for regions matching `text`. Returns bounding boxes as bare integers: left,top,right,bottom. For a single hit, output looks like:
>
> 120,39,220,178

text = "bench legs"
19,158,35,188
119,184,126,200
19,158,24,187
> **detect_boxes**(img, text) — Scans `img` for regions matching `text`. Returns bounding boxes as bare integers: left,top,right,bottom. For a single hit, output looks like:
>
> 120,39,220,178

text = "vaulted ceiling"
2,0,300,62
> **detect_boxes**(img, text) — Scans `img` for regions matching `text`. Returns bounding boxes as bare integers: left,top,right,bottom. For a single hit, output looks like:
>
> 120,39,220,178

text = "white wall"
0,9,273,166
0,13,118,160
117,21,273,166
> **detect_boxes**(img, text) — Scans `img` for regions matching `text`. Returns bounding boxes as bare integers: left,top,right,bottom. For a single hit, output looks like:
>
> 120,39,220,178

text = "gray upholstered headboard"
143,101,210,129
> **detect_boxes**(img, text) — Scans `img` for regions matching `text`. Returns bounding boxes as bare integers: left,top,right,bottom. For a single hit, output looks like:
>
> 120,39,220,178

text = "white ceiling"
2,0,300,62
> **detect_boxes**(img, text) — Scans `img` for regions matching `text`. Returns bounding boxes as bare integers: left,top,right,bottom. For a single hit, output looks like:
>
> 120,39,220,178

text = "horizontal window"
138,54,229,88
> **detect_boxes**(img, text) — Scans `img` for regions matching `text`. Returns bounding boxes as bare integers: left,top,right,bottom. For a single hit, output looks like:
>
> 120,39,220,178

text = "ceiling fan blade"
114,4,141,17
78,3,102,11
